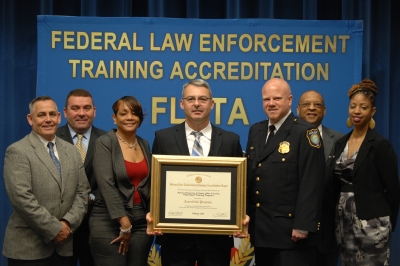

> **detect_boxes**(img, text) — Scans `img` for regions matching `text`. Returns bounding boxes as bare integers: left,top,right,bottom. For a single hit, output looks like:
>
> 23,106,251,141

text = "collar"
268,110,292,131
184,122,212,141
318,124,323,139
34,132,56,146
67,124,92,139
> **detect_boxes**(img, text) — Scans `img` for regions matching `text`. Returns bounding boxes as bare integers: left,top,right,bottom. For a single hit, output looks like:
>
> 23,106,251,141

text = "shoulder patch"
306,128,321,148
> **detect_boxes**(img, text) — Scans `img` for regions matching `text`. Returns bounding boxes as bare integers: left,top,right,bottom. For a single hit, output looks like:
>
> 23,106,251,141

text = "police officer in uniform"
246,78,325,266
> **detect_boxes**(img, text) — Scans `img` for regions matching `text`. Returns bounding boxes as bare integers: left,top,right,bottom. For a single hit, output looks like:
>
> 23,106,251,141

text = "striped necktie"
76,133,86,163
191,131,203,156
47,142,61,175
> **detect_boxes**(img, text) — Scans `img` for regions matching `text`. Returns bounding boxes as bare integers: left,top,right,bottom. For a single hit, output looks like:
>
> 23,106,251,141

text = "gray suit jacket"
2,131,90,260
92,130,152,218
322,125,343,161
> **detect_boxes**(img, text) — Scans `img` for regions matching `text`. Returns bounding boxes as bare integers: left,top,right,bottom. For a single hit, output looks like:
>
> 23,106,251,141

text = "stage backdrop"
37,16,362,150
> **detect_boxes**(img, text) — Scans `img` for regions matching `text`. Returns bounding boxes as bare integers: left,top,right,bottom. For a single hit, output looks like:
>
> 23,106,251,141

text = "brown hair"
348,78,378,106
112,96,145,126
65,89,93,108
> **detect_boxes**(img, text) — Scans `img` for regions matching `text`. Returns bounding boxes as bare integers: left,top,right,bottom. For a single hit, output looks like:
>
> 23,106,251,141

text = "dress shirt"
35,133,59,160
68,124,92,151
185,122,212,156
318,124,323,139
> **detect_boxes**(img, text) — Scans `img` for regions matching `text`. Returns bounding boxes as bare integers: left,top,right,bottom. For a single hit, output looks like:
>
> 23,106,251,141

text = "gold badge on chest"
278,141,290,154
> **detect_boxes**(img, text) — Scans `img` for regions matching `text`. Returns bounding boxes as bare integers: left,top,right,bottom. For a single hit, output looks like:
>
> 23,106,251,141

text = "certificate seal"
195,176,202,183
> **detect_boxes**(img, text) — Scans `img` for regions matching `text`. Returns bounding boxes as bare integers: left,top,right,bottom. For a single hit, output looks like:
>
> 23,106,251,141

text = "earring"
369,118,375,129
346,117,353,128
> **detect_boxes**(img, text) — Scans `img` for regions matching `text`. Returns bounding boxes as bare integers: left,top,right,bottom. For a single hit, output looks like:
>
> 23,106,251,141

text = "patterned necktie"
47,142,61,175
76,133,86,163
266,125,276,146
191,131,203,156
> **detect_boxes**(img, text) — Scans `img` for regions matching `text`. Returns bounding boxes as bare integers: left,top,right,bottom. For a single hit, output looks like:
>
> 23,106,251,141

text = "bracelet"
120,225,132,234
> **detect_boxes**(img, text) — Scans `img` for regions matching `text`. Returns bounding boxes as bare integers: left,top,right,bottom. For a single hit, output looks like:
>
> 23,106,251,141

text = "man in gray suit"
3,96,90,266
56,89,106,266
297,90,343,266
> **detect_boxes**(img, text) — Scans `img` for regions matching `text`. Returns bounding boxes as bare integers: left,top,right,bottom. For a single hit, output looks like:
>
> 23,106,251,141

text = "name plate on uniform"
150,155,247,235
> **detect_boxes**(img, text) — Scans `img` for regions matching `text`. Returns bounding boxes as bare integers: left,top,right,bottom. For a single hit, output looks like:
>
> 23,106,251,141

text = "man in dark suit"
297,90,343,266
3,96,90,266
246,78,325,266
151,79,243,266
56,89,106,266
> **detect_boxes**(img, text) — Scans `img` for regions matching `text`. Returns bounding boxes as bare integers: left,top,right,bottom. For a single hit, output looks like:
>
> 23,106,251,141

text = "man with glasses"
150,79,243,266
297,90,343,266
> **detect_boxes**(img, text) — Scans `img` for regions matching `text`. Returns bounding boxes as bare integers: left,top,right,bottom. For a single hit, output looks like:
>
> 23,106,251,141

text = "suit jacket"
317,126,343,254
246,113,325,249
2,131,90,260
92,130,152,218
56,124,107,193
322,125,344,161
329,128,400,231
152,122,243,251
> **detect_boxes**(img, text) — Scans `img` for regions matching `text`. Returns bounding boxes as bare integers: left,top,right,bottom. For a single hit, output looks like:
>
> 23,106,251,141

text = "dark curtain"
1,0,399,265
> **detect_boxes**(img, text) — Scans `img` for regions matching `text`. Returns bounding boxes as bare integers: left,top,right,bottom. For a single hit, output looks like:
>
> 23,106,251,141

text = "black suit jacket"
152,122,243,251
328,128,400,231
317,126,344,254
246,113,325,249
56,124,107,193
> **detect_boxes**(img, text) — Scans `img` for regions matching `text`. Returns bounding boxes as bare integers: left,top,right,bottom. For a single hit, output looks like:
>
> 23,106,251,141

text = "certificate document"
165,171,231,220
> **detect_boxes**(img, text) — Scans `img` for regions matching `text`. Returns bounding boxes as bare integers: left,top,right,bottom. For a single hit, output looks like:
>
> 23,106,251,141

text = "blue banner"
37,16,363,148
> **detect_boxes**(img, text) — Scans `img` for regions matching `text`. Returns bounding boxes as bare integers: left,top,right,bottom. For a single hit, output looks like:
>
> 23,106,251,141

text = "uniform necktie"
76,133,86,163
266,125,276,146
47,142,61,175
191,131,203,156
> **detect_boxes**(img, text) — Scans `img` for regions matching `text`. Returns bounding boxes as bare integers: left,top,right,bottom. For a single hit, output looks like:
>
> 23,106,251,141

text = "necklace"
116,133,138,150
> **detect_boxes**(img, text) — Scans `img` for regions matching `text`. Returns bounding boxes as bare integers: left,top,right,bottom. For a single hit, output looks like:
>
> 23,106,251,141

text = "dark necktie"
47,142,61,175
266,125,276,146
191,131,204,156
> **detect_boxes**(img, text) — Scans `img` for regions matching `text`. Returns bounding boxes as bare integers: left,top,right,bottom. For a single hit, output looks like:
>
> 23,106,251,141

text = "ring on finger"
120,242,124,245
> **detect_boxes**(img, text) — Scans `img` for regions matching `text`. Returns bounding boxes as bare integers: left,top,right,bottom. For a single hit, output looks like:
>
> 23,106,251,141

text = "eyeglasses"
183,96,211,104
299,102,324,109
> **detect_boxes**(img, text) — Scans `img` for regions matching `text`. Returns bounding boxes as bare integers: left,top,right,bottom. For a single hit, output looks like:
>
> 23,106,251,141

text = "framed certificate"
150,155,247,235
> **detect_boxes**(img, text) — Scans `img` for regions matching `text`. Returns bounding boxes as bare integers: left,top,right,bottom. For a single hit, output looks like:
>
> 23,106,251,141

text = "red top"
124,158,148,204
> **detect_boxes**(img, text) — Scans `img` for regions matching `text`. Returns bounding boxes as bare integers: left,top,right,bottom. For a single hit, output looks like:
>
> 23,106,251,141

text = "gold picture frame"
150,154,247,235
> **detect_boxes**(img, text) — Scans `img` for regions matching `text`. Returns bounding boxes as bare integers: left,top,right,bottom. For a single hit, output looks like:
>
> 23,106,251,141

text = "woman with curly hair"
327,78,400,265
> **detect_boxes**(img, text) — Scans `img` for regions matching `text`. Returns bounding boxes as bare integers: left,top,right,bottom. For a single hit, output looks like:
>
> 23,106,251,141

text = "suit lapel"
353,129,375,176
256,114,294,162
255,121,269,160
57,140,70,194
58,125,74,144
174,123,190,155
209,124,223,156
29,132,62,189
322,126,334,161
85,127,99,168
